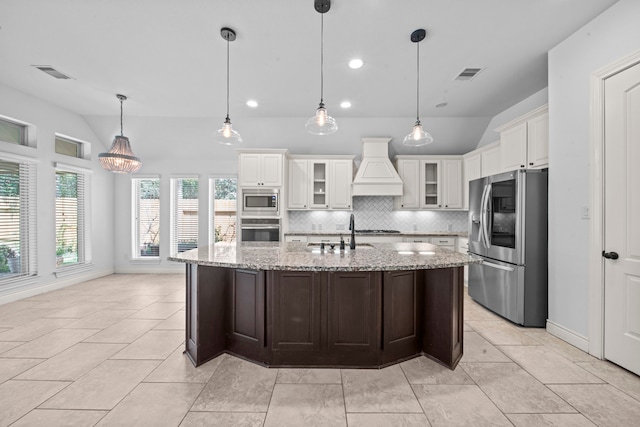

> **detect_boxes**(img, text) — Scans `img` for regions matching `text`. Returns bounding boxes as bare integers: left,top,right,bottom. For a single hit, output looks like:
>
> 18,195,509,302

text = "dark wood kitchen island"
169,241,479,370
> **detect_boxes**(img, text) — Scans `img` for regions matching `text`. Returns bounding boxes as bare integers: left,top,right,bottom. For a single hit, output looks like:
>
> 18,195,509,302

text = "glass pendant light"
98,94,142,173
216,27,243,145
305,0,337,135
403,29,434,147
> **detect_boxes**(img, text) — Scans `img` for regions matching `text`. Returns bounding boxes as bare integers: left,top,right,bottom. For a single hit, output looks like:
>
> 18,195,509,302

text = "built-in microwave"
242,189,279,216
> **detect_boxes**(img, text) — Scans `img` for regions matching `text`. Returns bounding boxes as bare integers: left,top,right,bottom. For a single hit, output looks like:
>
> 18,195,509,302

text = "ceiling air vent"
33,66,73,79
455,67,483,81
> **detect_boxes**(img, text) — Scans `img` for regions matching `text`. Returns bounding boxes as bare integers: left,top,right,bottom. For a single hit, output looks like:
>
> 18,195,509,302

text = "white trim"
0,150,40,164
588,50,640,359
546,320,590,353
0,267,114,306
115,265,184,274
53,161,93,174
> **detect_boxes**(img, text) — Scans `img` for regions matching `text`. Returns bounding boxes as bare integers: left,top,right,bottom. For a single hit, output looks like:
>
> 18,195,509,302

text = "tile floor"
1,273,640,426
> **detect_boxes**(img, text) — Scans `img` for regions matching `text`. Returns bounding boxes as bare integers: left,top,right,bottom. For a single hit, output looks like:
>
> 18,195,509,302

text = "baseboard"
546,319,590,353
0,267,114,306
114,265,184,274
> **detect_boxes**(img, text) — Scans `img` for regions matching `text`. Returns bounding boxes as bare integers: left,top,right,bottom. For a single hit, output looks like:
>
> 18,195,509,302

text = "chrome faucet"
349,214,356,249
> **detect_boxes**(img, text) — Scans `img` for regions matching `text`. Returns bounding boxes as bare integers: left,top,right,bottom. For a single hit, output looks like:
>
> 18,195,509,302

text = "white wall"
548,0,640,339
0,84,115,303
475,87,549,149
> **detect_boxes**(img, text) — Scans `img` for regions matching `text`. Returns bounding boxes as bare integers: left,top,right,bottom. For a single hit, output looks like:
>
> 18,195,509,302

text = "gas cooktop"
355,229,401,234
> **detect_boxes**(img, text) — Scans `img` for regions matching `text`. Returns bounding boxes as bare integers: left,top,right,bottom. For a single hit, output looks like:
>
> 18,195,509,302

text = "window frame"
131,176,161,260
0,154,38,283
209,175,238,246
54,163,91,273
170,176,199,257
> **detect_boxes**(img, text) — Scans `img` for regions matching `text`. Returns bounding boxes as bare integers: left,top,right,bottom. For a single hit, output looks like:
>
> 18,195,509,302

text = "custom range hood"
352,138,403,196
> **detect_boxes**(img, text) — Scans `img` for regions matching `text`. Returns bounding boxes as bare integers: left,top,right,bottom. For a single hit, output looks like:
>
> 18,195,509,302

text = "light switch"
581,206,590,219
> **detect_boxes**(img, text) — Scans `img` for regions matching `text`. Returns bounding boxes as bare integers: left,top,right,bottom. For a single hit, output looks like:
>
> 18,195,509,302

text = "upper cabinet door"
421,160,441,208
238,153,263,187
309,160,329,209
500,122,528,171
527,111,549,168
260,154,284,187
288,159,308,209
396,159,420,209
442,159,463,209
463,153,482,209
330,160,353,210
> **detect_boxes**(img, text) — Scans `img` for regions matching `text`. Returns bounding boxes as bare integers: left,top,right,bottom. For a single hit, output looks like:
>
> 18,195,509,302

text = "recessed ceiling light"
348,59,363,69
435,102,448,108
246,100,258,108
340,101,351,109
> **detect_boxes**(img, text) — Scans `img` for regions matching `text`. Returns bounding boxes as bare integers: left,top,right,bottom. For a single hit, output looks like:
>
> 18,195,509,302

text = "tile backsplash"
288,197,468,232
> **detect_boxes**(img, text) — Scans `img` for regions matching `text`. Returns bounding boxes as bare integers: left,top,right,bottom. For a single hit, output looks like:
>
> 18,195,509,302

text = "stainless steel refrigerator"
468,169,548,327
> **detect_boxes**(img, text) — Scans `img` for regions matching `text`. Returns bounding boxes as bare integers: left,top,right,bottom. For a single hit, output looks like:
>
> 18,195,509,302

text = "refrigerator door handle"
477,184,488,244
482,261,515,272
481,184,491,248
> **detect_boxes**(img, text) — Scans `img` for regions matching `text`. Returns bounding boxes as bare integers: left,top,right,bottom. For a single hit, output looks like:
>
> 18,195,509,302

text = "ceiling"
0,0,618,156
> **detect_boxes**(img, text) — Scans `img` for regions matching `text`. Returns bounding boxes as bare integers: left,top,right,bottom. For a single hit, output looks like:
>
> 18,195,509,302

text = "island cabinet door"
381,270,423,364
227,269,266,362
326,272,381,357
268,271,322,351
185,265,229,366
422,267,464,369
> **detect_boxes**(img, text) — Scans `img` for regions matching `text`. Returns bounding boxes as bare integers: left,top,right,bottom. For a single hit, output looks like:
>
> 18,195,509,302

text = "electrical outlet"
581,206,590,219
447,224,453,232
336,224,345,231
311,224,316,231
317,224,322,231
412,224,418,231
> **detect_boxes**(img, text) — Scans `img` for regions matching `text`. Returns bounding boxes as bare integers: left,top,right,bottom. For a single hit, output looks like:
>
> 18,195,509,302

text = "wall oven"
241,218,281,242
242,189,279,216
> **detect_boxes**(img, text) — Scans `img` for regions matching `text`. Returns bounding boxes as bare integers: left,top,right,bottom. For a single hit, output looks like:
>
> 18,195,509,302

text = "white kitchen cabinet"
429,236,456,251
463,152,481,209
526,111,549,168
287,159,309,209
356,235,403,243
287,156,354,210
238,151,286,187
394,159,420,209
497,105,549,172
394,156,463,210
309,160,329,209
481,142,501,177
284,235,308,242
422,160,441,208
442,159,463,209
402,236,429,243
329,159,353,209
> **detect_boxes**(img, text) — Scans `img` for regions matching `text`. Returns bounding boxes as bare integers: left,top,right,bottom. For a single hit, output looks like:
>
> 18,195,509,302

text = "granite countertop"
285,231,468,237
169,241,480,272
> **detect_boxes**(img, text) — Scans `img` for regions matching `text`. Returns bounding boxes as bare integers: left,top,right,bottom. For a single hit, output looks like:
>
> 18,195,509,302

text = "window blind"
170,177,198,256
0,159,36,280
133,178,160,258
55,171,85,268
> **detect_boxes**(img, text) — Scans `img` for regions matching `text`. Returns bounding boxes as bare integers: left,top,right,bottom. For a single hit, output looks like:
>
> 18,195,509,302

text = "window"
170,177,198,256
55,135,82,158
0,159,37,281
132,178,160,258
0,117,27,145
55,171,86,268
209,177,237,245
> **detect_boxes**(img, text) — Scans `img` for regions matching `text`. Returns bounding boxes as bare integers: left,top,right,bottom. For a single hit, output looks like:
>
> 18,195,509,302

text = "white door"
604,61,640,375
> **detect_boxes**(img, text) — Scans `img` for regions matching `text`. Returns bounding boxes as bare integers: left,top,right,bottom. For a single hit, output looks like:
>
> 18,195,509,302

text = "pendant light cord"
320,12,324,105
416,40,420,122
120,98,124,136
226,35,230,120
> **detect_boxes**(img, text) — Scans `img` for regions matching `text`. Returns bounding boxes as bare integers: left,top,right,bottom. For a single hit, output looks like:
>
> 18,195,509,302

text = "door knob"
602,251,619,260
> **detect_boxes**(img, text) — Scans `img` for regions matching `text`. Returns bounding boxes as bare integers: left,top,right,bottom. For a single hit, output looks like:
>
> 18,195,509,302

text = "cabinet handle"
401,204,404,207
520,165,524,168
445,205,448,208
438,204,441,207
348,205,350,208
326,205,328,208
529,162,534,166
304,205,306,208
